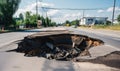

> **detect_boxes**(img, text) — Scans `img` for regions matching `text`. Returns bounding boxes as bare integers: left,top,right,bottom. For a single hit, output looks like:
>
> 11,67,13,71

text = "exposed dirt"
6,31,120,70
7,31,104,61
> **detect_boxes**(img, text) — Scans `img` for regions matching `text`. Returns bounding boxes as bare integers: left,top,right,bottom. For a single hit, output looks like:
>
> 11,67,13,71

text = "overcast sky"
14,0,120,23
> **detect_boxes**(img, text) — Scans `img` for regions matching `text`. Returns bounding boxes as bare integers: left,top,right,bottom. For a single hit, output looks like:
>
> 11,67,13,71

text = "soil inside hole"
7,31,104,61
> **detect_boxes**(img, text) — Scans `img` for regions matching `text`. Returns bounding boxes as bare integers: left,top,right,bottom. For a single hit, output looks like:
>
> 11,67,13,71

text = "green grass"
92,24,120,30
79,24,120,31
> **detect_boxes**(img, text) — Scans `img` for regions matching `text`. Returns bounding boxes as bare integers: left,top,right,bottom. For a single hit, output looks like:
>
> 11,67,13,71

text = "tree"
29,14,37,27
0,0,21,30
66,20,70,24
117,14,120,23
45,17,51,27
41,16,46,27
24,11,31,28
71,19,79,26
106,20,111,25
24,11,38,28
19,13,24,22
23,11,56,28
15,13,24,28
50,22,56,26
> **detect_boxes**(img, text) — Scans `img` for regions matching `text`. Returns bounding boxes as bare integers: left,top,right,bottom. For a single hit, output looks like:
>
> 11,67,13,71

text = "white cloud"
39,2,54,7
97,7,120,13
86,14,91,17
63,12,81,18
15,2,120,23
107,7,120,12
52,12,82,23
97,10,104,13
14,2,82,23
47,10,59,16
63,12,81,22
14,2,54,17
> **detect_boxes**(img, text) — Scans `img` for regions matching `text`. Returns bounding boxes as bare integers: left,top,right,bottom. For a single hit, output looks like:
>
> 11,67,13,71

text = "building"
80,17,108,25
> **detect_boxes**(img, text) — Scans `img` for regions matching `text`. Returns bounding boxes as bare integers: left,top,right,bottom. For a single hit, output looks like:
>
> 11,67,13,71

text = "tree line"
0,0,56,30
16,11,56,28
62,14,120,27
0,0,120,30
62,19,79,27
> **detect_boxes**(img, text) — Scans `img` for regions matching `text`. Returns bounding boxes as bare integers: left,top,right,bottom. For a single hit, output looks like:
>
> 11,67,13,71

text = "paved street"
0,27,120,71
0,32,35,48
0,30,76,71
67,27,120,49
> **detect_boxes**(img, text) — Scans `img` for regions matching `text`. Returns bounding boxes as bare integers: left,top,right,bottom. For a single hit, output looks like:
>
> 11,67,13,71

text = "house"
80,17,108,25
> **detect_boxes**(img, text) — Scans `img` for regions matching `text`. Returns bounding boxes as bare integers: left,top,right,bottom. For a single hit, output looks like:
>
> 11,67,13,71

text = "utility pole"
36,0,38,19
36,0,39,28
82,10,85,18
111,0,116,25
37,0,43,28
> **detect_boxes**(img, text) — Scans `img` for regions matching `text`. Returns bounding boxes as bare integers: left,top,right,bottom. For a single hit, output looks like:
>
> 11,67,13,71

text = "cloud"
97,10,104,13
52,12,82,23
14,2,54,17
15,2,120,23
47,10,59,16
97,7,120,13
63,12,81,18
86,14,91,17
107,7,120,12
14,1,82,23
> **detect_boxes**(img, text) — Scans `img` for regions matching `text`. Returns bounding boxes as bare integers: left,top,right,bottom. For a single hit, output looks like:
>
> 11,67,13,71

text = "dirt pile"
16,32,104,61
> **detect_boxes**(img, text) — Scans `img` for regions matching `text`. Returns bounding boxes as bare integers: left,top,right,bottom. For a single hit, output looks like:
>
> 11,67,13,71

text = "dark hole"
7,33,104,61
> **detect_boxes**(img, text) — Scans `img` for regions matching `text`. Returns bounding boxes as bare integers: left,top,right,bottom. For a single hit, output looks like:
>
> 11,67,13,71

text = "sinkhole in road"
15,32,104,61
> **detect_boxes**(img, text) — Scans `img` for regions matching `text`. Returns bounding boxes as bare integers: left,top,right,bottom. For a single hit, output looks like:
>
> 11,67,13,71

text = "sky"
14,0,120,23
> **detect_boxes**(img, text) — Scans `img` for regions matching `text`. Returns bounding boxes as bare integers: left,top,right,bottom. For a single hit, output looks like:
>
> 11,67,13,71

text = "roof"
83,17,107,18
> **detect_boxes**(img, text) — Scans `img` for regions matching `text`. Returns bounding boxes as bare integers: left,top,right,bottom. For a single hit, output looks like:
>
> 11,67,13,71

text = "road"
67,27,120,49
0,27,120,71
0,30,77,71
0,32,36,48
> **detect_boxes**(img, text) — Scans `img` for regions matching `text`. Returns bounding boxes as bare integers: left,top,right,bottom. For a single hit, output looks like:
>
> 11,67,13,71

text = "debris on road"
15,30,104,61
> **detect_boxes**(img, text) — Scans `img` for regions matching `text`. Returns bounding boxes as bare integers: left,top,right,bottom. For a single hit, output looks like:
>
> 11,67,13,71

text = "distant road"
67,27,120,49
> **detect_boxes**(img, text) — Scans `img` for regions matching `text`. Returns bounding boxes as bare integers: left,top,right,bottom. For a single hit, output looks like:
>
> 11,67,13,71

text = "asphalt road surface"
67,27,120,49
0,27,120,71
0,30,77,71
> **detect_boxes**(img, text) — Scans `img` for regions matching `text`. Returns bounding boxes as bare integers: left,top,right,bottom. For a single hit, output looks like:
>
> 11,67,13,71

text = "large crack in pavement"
6,30,120,70
7,31,104,61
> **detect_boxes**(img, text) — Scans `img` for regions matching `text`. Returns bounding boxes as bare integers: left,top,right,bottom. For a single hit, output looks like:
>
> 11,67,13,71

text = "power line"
41,7,107,11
